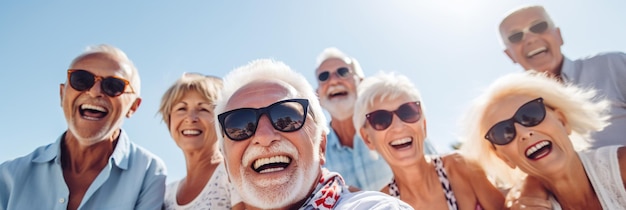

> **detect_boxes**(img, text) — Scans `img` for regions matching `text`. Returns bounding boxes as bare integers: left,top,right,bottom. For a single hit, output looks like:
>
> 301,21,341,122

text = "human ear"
126,97,142,118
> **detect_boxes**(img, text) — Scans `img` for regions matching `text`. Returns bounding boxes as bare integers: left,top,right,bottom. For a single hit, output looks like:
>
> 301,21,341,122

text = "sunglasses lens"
396,102,421,123
337,67,350,78
69,70,95,91
222,109,257,141
101,78,127,97
487,122,517,145
269,101,306,132
508,32,524,43
318,72,330,82
367,110,393,131
530,21,548,34
515,99,546,127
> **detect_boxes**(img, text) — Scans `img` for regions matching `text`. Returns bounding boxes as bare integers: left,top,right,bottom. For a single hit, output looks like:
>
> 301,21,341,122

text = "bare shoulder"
442,153,483,178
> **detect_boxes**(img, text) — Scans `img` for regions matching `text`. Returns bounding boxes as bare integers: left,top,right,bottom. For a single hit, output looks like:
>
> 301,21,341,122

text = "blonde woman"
353,71,504,209
159,73,243,210
460,71,626,209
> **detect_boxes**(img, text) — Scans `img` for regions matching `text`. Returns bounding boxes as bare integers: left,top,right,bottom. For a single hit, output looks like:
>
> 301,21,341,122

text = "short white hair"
315,47,364,78
70,44,141,96
459,71,610,187
353,71,424,138
214,59,329,147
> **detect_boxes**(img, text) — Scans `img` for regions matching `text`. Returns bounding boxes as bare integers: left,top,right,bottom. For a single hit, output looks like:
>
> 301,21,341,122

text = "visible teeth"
527,47,547,57
526,141,550,157
253,155,290,171
81,104,106,112
390,137,412,146
182,130,201,135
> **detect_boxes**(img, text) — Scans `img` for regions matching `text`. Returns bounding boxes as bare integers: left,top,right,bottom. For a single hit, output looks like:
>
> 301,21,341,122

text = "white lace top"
550,146,626,209
163,163,241,210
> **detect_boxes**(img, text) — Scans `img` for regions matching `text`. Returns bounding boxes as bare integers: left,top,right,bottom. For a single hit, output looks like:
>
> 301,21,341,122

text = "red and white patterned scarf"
300,168,350,210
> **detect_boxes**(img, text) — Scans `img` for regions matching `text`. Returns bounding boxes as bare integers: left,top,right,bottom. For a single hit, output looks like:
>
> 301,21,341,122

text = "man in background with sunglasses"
499,5,626,149
0,45,166,210
214,59,411,209
313,47,394,191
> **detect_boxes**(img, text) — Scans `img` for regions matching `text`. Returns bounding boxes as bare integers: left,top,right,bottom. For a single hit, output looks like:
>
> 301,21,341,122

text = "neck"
392,157,440,198
537,157,600,208
61,131,119,174
330,117,356,148
247,171,323,210
183,147,223,180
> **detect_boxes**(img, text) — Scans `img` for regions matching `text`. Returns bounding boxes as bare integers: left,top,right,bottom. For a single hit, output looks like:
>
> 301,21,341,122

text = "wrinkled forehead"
316,58,349,74
499,7,551,35
226,79,297,110
483,95,537,125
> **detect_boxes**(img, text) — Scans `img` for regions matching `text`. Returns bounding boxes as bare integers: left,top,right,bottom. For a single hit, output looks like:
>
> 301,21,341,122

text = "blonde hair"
70,44,141,95
158,73,223,128
353,71,424,138
459,71,610,187
315,47,364,78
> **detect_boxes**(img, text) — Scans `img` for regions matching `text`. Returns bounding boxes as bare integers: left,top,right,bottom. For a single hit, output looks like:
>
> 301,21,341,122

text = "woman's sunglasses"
507,21,549,43
218,99,309,141
484,97,546,145
67,69,135,97
366,101,421,131
317,67,351,82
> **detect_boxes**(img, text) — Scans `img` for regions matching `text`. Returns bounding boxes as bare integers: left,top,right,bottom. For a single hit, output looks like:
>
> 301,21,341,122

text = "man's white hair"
315,47,364,78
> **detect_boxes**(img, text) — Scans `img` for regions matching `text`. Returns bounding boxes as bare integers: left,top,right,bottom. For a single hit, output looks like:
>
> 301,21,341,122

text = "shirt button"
59,198,65,203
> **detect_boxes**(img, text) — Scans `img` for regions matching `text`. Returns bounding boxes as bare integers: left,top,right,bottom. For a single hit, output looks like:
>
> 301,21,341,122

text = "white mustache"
242,140,299,167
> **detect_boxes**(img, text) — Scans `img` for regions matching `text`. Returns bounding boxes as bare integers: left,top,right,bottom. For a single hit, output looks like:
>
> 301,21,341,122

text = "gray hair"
214,59,329,147
70,44,141,96
353,71,424,138
498,5,556,46
315,47,364,78
459,71,610,187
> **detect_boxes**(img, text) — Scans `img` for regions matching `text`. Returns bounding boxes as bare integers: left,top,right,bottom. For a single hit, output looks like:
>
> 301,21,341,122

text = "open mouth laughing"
181,129,202,136
389,137,413,150
525,140,552,160
251,155,292,174
526,46,547,59
79,104,108,120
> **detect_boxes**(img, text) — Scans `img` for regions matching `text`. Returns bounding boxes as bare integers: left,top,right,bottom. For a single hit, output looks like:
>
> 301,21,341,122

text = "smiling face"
316,58,360,120
60,53,140,146
500,7,564,75
359,95,427,168
169,90,217,152
221,80,322,209
483,95,575,177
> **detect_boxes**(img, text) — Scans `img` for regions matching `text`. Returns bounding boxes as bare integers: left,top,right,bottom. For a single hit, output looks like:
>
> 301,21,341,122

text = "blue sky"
1,1,624,182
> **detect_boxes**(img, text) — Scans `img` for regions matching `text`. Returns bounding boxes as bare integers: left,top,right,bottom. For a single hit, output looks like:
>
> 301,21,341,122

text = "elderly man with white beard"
214,59,412,209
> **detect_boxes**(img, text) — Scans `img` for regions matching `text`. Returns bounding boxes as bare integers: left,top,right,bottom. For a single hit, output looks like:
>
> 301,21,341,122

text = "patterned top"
388,156,459,210
163,162,241,210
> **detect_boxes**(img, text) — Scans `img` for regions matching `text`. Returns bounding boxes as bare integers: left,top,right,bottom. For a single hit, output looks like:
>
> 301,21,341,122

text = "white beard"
233,140,320,209
319,86,356,121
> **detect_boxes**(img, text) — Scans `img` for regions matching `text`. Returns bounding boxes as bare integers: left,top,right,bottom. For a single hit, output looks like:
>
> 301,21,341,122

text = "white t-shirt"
163,162,241,210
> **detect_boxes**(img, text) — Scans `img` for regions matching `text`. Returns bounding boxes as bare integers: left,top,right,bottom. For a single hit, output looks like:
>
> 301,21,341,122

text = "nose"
86,80,104,97
515,123,533,141
251,115,280,146
388,114,406,131
185,110,199,123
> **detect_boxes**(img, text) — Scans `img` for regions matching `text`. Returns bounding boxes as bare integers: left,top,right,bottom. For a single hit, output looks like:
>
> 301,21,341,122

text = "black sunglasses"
366,101,421,131
317,67,351,82
218,99,309,141
507,21,549,43
67,69,135,97
484,98,546,145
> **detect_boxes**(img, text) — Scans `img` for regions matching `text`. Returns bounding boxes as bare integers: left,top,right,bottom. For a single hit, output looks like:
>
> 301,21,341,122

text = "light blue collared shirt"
561,52,626,149
0,129,167,210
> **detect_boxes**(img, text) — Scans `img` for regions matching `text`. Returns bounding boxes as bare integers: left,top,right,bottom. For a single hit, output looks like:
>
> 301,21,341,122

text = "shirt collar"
560,56,574,82
31,129,131,170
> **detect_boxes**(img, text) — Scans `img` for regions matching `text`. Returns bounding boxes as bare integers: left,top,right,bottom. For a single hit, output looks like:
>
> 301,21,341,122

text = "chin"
234,161,320,209
320,96,356,120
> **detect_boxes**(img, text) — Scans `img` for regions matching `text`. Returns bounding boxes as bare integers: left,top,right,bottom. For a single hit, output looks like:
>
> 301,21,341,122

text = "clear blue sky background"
1,1,624,182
